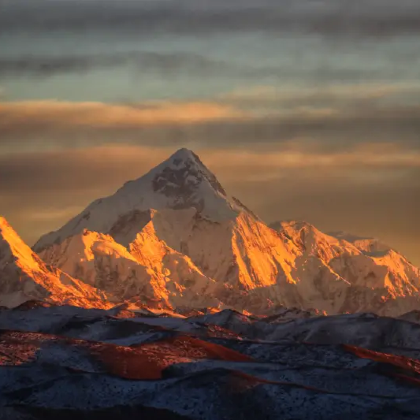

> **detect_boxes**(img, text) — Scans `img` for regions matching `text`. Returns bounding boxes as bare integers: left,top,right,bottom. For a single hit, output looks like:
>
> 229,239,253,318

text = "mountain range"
1,148,419,316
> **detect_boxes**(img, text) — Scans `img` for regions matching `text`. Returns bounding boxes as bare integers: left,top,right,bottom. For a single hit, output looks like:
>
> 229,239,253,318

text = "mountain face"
38,224,221,311
34,148,255,252
271,221,420,315
15,148,420,315
0,217,110,309
328,230,392,255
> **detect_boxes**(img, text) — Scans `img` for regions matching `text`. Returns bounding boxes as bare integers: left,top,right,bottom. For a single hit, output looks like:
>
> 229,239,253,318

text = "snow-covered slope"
34,148,256,251
37,206,346,314
0,217,110,308
270,220,420,315
31,148,420,316
328,230,392,255
38,225,221,310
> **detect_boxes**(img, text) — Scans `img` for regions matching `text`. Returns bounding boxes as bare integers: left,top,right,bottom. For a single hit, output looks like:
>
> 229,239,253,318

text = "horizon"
1,0,419,266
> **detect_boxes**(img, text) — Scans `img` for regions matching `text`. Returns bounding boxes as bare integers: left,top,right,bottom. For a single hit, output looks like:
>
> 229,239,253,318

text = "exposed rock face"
152,149,227,200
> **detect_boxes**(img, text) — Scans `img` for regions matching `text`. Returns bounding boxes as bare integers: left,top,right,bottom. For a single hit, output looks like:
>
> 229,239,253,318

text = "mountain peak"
1,216,63,275
0,216,12,232
0,216,34,266
148,148,227,199
34,149,255,250
170,147,200,163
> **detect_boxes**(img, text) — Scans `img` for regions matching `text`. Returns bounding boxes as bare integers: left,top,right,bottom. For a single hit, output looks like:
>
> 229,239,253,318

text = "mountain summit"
34,148,255,251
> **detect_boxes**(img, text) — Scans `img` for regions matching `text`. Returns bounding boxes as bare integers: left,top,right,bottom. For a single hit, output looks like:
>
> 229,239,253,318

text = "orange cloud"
0,100,244,129
221,83,420,101
1,143,419,190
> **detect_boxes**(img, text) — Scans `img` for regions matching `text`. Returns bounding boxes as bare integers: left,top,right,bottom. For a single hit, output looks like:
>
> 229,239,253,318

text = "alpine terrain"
1,147,414,316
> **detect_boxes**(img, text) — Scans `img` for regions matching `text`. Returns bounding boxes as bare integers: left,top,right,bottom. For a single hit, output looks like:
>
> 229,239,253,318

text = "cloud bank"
2,0,420,38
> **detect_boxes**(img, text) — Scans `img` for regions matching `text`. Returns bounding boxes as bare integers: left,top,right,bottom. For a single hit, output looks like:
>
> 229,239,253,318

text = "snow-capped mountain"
0,217,110,308
34,148,256,252
0,149,406,315
29,148,420,316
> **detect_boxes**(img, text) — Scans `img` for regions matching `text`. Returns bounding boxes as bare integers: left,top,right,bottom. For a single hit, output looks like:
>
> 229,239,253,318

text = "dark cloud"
0,53,396,85
2,0,420,38
0,52,381,82
2,1,418,83
0,51,233,78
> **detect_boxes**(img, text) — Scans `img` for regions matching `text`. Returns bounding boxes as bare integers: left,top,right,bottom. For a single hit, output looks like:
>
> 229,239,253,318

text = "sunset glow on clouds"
1,0,419,264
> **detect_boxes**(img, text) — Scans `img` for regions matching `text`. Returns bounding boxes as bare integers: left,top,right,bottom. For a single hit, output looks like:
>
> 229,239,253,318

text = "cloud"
0,99,245,152
0,100,241,127
0,146,166,195
1,91,420,153
0,51,234,78
2,3,419,88
220,83,420,107
0,51,410,86
3,0,420,38
2,144,418,199
0,142,418,193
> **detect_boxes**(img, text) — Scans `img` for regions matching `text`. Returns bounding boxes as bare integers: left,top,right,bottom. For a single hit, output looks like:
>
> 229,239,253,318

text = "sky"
1,0,420,265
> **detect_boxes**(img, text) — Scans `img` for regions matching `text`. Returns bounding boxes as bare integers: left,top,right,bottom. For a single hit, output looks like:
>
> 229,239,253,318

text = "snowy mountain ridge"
1,148,419,316
0,217,111,308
